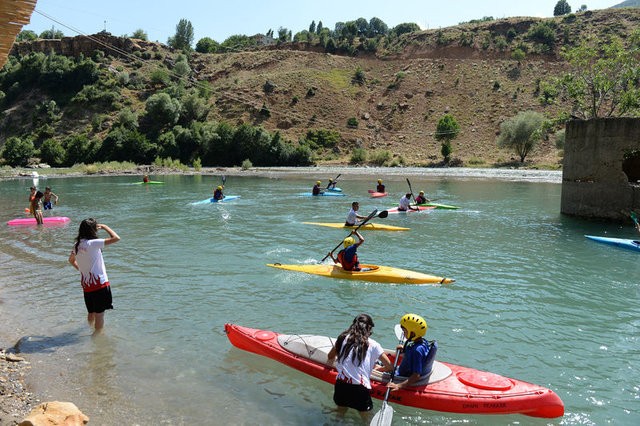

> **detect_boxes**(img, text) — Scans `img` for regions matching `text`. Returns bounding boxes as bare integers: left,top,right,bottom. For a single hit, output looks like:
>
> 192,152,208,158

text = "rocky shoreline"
0,349,37,426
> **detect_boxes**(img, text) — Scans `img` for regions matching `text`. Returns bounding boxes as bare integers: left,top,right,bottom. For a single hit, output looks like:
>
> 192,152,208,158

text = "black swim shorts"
333,379,373,412
83,286,113,313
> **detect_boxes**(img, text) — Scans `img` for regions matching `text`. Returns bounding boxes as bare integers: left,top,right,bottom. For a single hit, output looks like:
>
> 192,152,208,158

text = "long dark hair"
74,218,99,253
336,313,375,365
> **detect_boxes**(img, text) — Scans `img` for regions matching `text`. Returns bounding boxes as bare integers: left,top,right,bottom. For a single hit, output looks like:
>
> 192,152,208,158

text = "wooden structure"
0,0,37,67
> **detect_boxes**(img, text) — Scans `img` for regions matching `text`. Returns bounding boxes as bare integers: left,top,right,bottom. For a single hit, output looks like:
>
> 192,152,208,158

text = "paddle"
321,209,387,262
631,211,639,232
405,178,422,210
371,325,405,426
327,173,341,189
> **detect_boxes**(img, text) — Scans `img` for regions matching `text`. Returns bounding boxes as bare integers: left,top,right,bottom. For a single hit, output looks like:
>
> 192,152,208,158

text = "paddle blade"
377,210,389,219
371,403,394,426
222,175,227,185
631,211,639,225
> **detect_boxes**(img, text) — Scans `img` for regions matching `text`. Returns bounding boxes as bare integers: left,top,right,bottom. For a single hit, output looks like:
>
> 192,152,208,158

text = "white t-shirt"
346,208,359,225
335,337,383,389
399,195,412,210
73,239,109,292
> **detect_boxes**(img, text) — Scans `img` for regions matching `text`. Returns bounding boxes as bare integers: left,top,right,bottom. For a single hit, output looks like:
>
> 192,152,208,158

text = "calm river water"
0,172,638,425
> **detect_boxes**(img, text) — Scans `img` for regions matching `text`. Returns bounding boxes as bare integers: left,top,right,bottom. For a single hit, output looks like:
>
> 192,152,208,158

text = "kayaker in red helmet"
329,230,364,271
328,313,394,421
387,313,437,391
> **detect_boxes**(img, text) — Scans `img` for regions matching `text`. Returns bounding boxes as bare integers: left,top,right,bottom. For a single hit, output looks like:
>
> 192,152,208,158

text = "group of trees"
553,1,588,16
0,51,316,167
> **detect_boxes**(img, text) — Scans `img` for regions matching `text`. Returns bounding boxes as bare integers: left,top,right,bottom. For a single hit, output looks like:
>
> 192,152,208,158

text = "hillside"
3,8,640,169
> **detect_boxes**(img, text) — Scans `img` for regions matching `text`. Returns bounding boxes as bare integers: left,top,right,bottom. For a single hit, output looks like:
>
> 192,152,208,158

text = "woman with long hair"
327,313,393,420
68,218,120,335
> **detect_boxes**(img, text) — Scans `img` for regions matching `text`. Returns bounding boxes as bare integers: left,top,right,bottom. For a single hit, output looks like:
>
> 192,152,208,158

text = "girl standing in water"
68,218,120,334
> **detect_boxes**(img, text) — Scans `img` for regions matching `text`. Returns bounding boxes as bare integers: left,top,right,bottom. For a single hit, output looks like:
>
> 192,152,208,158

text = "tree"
496,111,545,163
391,23,420,37
368,17,388,37
309,21,316,34
39,27,64,39
131,29,148,40
1,136,34,166
435,114,460,164
39,139,66,166
277,27,291,43
552,32,640,119
168,19,194,51
195,37,219,53
144,93,182,132
554,0,572,16
16,30,37,42
316,21,323,35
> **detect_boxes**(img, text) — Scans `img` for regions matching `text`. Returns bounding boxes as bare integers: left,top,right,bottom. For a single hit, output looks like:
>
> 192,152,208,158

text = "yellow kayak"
303,222,409,231
267,263,454,284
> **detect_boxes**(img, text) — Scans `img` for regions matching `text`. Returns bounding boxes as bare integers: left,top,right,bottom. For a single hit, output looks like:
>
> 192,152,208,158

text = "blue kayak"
299,192,346,197
326,187,342,192
585,235,640,252
191,195,241,205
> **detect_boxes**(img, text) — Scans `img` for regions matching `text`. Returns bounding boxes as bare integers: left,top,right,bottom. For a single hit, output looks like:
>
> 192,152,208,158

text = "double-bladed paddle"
370,325,406,426
321,209,388,262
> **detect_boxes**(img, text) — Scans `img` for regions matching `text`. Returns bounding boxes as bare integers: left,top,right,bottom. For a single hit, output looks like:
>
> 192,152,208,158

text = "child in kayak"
345,202,366,226
376,179,385,193
327,178,338,190
43,186,59,210
143,175,149,183
312,180,324,195
213,185,224,201
328,314,393,421
329,231,364,271
387,313,437,391
414,191,429,205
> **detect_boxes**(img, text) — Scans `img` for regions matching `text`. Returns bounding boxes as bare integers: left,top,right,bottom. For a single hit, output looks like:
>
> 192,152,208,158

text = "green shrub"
347,117,358,128
1,136,34,166
241,158,253,170
193,157,202,171
39,138,66,166
350,148,367,164
370,150,391,166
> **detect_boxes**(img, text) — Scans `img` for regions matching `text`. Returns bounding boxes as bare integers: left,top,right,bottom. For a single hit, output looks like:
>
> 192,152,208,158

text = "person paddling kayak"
329,231,364,271
398,193,419,211
312,180,324,196
414,191,430,205
345,202,367,226
387,313,438,391
213,185,224,201
376,179,385,193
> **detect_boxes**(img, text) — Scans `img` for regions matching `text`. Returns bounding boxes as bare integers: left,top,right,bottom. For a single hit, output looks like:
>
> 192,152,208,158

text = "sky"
23,0,619,45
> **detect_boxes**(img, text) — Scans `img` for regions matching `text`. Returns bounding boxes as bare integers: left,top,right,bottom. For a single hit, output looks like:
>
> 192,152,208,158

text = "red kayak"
368,189,388,198
387,206,435,214
225,324,564,418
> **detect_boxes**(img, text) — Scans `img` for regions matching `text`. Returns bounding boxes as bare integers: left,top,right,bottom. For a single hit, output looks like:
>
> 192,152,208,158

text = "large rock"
19,401,89,426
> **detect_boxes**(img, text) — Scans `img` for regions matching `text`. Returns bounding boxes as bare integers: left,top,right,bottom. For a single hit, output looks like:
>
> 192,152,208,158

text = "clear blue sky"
24,0,618,45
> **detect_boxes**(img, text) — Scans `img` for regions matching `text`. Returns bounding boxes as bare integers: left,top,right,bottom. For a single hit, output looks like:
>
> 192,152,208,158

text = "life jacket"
376,184,385,192
312,185,321,195
337,248,359,271
214,189,223,200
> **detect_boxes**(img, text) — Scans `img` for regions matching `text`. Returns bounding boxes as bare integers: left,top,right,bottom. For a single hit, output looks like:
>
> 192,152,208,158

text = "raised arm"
97,224,121,245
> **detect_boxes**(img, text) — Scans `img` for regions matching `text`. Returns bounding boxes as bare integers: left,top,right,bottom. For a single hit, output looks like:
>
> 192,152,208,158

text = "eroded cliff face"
10,32,165,58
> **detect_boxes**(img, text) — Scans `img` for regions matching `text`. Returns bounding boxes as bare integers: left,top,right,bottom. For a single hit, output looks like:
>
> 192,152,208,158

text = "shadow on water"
11,328,84,354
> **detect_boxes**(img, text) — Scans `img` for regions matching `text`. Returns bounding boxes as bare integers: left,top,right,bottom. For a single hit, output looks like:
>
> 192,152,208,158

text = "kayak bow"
585,235,640,252
224,324,564,419
267,263,454,284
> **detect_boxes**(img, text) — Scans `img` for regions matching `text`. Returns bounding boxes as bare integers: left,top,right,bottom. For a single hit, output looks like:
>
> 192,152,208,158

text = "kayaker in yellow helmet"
327,313,394,421
312,180,324,196
327,178,338,190
387,313,437,391
213,185,224,201
329,230,364,271
376,179,385,193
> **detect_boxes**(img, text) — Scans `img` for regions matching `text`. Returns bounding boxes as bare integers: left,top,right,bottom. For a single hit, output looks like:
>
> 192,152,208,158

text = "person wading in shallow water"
68,218,121,335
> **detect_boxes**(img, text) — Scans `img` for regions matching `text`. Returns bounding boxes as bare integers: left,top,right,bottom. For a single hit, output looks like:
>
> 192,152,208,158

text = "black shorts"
83,286,113,313
333,379,373,412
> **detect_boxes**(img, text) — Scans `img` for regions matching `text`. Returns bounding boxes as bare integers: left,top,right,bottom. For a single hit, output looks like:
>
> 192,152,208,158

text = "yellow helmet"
343,236,355,248
316,181,321,185
329,178,333,182
377,179,382,183
400,313,428,341
217,186,223,190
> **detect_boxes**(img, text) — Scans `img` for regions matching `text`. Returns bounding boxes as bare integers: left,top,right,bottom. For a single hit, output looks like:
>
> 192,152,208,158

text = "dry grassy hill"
6,8,640,168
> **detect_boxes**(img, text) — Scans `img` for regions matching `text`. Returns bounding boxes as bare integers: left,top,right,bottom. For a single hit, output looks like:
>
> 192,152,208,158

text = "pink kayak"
368,189,388,198
387,206,435,214
7,216,71,226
